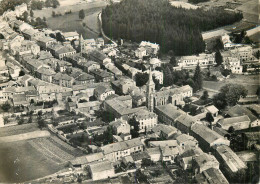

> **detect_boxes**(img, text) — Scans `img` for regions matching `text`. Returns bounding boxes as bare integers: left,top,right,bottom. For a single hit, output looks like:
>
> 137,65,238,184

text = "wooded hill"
102,0,243,56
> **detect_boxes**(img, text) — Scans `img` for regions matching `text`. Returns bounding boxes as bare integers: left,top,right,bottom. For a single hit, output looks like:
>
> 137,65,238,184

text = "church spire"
80,34,83,56
146,66,155,112
148,66,154,85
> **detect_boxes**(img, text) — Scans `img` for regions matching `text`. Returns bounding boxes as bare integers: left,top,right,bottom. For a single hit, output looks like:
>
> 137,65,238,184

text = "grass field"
203,74,259,95
32,0,107,39
33,0,107,18
46,6,102,39
0,140,64,183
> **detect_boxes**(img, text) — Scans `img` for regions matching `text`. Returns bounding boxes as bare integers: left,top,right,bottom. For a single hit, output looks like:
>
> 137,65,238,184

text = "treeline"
188,0,209,4
31,0,60,10
102,0,243,55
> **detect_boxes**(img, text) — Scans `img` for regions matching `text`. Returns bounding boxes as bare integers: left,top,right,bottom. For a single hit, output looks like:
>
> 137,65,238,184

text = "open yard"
203,74,259,96
0,140,64,183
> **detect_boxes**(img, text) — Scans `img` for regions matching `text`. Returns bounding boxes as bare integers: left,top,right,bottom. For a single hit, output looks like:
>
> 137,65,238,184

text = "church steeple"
146,67,155,112
80,34,84,56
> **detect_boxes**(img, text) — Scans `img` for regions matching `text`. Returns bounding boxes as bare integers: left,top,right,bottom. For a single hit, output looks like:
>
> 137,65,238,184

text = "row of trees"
188,0,209,4
102,0,243,55
31,0,60,10
160,63,203,92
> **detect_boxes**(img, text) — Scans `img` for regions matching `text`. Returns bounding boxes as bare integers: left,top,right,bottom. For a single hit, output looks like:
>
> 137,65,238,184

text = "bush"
1,102,11,112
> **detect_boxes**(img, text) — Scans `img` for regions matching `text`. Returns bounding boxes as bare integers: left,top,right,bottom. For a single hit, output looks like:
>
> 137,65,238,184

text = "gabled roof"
191,123,225,145
206,105,219,114
100,138,143,154
149,140,178,148
155,104,186,121
194,153,219,167
176,114,197,128
95,85,113,95
218,115,250,127
74,73,94,81
37,67,56,76
196,168,229,184
54,73,73,81
152,124,177,135
88,160,114,173
214,145,247,172
161,146,180,156
63,31,79,38
134,109,157,120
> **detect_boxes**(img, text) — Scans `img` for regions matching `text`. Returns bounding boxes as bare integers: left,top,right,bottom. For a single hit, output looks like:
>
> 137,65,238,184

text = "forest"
102,0,243,56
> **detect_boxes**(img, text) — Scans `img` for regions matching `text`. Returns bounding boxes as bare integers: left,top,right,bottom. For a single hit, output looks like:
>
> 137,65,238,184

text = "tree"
56,32,65,42
28,116,33,124
30,10,34,17
256,86,260,97
170,53,177,67
255,50,260,59
79,9,85,20
185,78,195,89
19,70,25,76
220,84,247,106
52,11,56,17
135,72,149,87
221,69,231,77
213,92,227,110
38,118,45,129
215,50,223,66
213,84,247,109
206,112,214,123
200,90,209,100
1,102,11,112
22,11,29,21
52,0,60,8
162,65,174,87
228,126,235,134
18,118,24,125
193,64,203,91
129,117,140,138
38,110,43,116
3,117,9,125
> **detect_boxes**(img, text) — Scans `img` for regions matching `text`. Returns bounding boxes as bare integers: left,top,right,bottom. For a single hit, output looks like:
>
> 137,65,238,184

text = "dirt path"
0,131,50,143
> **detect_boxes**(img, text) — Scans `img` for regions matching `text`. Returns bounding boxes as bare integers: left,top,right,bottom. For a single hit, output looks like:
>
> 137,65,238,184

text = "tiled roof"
100,138,143,154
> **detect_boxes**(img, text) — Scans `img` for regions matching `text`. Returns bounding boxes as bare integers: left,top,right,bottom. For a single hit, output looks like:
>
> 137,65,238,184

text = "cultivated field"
0,123,39,137
0,130,50,143
0,123,83,182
